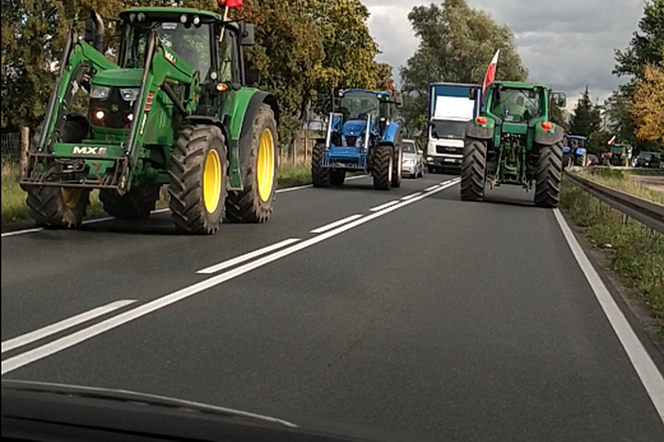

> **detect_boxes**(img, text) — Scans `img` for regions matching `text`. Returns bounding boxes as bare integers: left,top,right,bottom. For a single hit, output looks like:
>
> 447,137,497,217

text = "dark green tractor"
20,6,279,234
460,81,567,208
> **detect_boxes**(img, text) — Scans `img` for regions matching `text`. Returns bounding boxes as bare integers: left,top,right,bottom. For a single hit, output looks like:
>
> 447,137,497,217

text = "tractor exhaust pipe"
84,10,105,53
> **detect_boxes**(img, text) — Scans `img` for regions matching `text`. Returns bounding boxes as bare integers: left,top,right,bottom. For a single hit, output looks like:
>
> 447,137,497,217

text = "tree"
373,62,394,91
398,0,528,136
568,87,601,137
631,60,664,144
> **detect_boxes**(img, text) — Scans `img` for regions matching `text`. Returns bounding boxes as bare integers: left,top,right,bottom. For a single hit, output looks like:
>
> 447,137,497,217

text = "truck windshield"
124,22,212,81
430,120,467,139
339,92,379,121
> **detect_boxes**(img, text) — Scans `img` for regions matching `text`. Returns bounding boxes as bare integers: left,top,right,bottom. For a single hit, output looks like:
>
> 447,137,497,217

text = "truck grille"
436,146,461,154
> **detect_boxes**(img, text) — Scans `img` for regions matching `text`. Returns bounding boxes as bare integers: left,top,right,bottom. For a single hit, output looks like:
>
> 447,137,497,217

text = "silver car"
402,139,425,178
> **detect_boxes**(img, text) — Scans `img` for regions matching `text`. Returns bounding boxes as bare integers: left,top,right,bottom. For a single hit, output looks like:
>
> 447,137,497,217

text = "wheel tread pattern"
312,142,331,187
100,185,160,220
460,138,487,201
534,141,563,208
372,144,393,190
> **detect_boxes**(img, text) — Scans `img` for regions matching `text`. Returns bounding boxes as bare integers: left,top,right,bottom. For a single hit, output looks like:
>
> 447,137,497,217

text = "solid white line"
0,178,460,375
424,185,440,191
1,300,137,354
1,227,43,238
196,238,301,275
274,184,312,193
401,192,422,201
310,214,363,234
369,200,401,212
553,209,664,423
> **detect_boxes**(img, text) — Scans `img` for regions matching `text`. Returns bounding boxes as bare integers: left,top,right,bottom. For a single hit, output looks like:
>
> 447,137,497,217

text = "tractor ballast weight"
460,81,567,208
311,88,404,190
20,6,280,235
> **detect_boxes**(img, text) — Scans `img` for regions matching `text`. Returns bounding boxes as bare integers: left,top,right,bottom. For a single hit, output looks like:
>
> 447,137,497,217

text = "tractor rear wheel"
169,124,228,234
534,141,563,208
312,142,331,187
225,104,278,223
331,170,346,186
372,144,393,190
100,185,161,220
460,138,487,201
25,116,91,229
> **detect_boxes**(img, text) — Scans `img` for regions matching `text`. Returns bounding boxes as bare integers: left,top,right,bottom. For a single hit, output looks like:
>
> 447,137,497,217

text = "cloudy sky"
365,0,645,110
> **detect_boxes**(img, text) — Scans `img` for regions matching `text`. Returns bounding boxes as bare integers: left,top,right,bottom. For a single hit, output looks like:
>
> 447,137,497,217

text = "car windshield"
403,142,417,153
124,21,212,80
430,120,467,139
490,87,542,122
339,92,379,120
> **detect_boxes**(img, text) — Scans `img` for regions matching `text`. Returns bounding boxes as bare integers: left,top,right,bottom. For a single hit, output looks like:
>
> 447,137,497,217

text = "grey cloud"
364,0,644,106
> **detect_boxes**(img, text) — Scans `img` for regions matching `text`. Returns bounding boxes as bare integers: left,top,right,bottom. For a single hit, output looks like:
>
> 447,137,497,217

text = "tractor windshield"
490,87,543,122
430,120,466,139
124,21,212,81
339,92,379,121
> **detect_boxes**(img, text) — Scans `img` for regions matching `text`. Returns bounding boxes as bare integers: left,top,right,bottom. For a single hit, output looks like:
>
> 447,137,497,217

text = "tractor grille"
89,88,133,130
345,136,358,147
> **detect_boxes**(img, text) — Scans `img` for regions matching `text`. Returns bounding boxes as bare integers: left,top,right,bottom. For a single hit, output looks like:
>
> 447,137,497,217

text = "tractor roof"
342,89,392,99
566,135,587,140
119,7,239,29
491,80,549,90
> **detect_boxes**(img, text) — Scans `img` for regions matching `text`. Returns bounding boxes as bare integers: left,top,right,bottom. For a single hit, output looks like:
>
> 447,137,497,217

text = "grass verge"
2,164,313,226
560,173,664,337
577,167,664,204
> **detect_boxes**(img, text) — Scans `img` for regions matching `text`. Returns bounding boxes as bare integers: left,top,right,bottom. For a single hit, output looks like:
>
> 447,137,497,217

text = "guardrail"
564,169,664,234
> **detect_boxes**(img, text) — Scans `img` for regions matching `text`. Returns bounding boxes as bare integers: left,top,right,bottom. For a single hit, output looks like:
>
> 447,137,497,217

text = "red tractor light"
476,116,488,124
541,122,553,131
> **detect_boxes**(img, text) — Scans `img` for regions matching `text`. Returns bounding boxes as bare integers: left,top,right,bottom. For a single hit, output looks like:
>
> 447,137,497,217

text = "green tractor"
460,81,567,208
20,6,279,234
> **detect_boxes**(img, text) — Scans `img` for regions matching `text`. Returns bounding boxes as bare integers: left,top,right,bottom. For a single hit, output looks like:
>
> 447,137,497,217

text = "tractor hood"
341,119,367,137
92,69,143,88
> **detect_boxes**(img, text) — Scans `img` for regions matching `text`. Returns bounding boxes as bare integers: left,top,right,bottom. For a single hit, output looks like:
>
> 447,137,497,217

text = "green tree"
568,87,601,137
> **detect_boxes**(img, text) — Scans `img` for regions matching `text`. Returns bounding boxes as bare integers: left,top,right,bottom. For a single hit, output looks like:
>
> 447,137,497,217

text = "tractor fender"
381,122,400,144
534,124,565,145
184,115,231,148
465,120,494,140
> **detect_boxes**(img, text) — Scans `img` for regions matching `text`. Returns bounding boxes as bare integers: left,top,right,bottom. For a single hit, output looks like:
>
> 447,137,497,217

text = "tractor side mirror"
394,93,403,109
245,67,260,86
552,92,567,108
240,23,255,46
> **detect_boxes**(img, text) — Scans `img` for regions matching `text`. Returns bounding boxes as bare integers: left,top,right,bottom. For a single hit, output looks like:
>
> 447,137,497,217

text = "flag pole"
219,5,229,42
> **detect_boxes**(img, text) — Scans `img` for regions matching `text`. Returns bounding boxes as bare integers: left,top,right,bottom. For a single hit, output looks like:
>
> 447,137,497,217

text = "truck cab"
426,82,482,174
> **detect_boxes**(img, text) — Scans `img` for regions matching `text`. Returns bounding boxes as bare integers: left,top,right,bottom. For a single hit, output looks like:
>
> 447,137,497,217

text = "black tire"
391,133,403,188
427,166,435,174
312,142,331,187
574,154,585,167
372,144,393,190
534,141,563,208
460,138,487,202
168,124,228,234
99,185,161,220
331,170,346,186
25,117,91,229
225,104,278,223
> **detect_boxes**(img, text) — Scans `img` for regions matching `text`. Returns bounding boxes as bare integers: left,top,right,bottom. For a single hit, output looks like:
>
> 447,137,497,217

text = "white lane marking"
553,209,664,423
196,238,300,275
310,214,363,234
0,178,460,375
401,192,422,201
1,300,136,354
1,178,372,238
369,200,401,212
424,185,440,191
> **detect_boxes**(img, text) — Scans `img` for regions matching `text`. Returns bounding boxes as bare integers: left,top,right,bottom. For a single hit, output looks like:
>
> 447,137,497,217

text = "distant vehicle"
426,82,483,174
562,135,587,168
605,144,633,167
635,151,662,169
586,154,599,167
402,139,425,178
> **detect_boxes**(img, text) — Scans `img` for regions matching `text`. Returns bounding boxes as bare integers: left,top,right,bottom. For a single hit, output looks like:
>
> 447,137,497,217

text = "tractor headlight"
90,85,111,100
120,88,140,102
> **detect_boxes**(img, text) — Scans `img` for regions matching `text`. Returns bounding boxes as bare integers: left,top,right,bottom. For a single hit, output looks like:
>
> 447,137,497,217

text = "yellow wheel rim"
257,128,275,202
60,188,82,209
203,149,222,214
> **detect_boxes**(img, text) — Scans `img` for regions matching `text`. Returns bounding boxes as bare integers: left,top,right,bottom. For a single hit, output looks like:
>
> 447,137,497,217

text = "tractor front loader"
460,81,567,208
20,5,280,235
311,88,404,190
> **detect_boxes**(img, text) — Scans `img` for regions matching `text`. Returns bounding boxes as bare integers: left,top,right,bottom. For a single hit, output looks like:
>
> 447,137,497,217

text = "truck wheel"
331,170,346,186
100,185,161,220
25,116,91,229
312,142,331,187
169,124,228,234
372,144,393,190
534,141,563,208
460,138,487,201
225,104,278,223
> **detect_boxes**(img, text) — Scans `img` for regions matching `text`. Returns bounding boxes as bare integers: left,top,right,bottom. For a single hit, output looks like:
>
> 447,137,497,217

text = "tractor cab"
335,89,395,147
487,84,545,124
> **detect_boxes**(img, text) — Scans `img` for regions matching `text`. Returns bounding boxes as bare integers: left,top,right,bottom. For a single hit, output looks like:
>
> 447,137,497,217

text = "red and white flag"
607,135,616,145
482,49,500,93
218,0,243,8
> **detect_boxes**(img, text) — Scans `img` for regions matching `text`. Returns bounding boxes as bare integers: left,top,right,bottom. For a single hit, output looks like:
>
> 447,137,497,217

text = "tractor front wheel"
225,104,278,223
534,141,563,208
169,124,229,234
100,185,161,220
26,187,90,229
460,138,487,202
331,170,346,186
312,142,331,187
372,144,393,190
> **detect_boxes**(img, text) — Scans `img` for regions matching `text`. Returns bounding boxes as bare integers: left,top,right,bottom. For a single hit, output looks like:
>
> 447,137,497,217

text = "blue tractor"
562,134,588,168
311,88,404,190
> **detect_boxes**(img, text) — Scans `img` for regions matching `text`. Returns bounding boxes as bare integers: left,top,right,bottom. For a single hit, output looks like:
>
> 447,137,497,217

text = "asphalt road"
2,172,664,441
